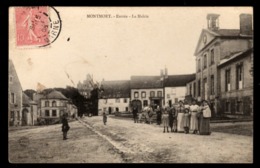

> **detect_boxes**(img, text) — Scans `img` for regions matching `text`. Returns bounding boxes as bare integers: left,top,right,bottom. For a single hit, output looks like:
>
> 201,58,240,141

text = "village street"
9,116,253,163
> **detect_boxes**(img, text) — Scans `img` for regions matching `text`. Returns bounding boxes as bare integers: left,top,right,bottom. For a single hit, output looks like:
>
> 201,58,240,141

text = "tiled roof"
218,48,253,67
209,29,253,37
130,76,163,89
100,80,130,98
164,74,196,87
43,90,68,100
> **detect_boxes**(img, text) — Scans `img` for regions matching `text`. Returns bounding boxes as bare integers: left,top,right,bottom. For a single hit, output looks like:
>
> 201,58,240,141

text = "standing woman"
198,100,212,135
176,100,185,133
189,100,200,134
155,105,162,125
183,108,190,134
161,106,169,133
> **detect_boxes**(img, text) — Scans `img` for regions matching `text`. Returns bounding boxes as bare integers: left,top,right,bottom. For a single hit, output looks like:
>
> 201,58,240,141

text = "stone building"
98,80,130,115
193,13,253,117
218,48,253,117
22,93,38,126
8,59,23,126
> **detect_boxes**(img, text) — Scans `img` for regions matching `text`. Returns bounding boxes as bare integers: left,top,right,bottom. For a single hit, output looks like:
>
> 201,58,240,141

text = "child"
103,112,107,125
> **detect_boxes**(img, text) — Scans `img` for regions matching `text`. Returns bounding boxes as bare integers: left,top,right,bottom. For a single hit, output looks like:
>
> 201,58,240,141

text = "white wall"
98,98,130,115
164,87,186,104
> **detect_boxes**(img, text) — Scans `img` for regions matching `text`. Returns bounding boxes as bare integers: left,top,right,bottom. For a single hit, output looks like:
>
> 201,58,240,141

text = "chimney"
240,14,253,35
164,67,168,79
207,14,220,31
160,69,164,81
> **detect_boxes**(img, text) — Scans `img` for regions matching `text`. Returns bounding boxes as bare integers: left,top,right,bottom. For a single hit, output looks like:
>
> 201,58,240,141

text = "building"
218,48,253,117
22,93,38,125
98,80,130,115
39,90,69,124
9,59,23,126
77,74,94,99
164,74,196,106
193,13,253,117
130,75,164,111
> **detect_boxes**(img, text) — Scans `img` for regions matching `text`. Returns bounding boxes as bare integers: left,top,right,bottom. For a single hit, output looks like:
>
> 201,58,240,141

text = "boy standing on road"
61,113,70,140
103,111,107,125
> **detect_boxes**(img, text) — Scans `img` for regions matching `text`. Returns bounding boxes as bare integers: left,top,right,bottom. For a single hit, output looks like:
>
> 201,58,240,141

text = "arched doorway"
22,108,29,126
131,100,142,112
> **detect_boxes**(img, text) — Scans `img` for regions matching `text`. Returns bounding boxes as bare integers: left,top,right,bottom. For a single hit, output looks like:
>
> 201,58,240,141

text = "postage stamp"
15,6,61,48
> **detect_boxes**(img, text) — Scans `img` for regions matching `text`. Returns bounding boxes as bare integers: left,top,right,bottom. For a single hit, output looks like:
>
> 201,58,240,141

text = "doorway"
108,107,112,114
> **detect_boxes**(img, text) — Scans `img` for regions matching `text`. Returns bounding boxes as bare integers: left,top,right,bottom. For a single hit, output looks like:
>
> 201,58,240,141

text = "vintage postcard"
8,7,253,163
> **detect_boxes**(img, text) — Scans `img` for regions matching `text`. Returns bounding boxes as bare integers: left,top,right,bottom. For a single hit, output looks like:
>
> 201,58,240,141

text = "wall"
165,87,186,104
131,88,164,106
98,97,130,115
9,61,23,126
219,52,253,115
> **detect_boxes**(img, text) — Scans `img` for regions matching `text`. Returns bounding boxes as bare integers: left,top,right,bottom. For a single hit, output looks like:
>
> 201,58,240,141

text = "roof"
42,90,68,100
23,92,37,106
164,74,196,87
208,29,253,37
100,80,130,98
218,48,253,67
130,76,163,89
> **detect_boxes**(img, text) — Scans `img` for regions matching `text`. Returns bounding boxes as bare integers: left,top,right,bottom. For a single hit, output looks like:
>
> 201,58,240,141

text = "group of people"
132,99,212,135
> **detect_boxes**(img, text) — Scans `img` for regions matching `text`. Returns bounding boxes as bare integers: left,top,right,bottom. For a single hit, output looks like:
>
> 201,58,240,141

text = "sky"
9,7,253,90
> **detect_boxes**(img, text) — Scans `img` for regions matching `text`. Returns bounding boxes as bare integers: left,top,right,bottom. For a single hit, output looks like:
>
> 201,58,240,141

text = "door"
22,108,28,126
108,107,112,114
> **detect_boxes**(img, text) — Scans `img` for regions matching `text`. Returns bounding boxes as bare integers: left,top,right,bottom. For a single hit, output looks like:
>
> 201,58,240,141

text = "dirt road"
8,117,253,163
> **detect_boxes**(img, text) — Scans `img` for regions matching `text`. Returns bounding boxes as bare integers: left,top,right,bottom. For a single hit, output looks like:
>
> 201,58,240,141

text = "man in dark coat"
155,105,162,125
132,106,138,123
61,113,70,140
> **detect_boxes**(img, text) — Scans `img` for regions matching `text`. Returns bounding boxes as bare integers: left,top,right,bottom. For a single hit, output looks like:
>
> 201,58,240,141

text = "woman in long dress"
198,100,212,135
189,100,199,134
176,100,185,133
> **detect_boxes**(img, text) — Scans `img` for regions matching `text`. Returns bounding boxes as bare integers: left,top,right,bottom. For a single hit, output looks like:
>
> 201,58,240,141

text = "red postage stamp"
15,6,49,46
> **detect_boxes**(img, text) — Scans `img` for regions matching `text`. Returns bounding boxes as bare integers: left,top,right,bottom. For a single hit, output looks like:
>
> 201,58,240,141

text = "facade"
39,90,69,124
218,48,253,117
98,80,130,115
130,75,164,111
9,59,23,126
22,93,38,126
193,13,253,117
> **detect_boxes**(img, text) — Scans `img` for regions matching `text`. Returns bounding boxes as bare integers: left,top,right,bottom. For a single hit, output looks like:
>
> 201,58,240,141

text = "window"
134,92,139,98
225,101,230,113
141,92,146,98
143,100,148,107
45,101,49,107
193,82,196,97
17,111,20,120
52,101,57,107
150,91,155,97
225,69,231,92
124,98,127,103
198,59,201,72
115,98,120,103
198,80,201,96
236,64,243,90
125,107,129,111
52,110,57,116
11,111,14,119
210,75,214,95
10,93,15,104
45,110,50,117
167,94,170,98
203,54,207,69
104,99,107,104
210,49,215,65
236,101,243,113
116,107,119,112
157,91,162,97
203,78,207,100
